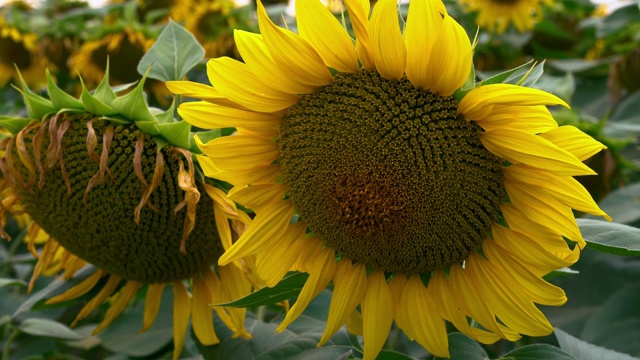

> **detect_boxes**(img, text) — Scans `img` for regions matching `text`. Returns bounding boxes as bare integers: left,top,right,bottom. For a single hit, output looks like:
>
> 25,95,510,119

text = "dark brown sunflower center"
0,35,31,68
4,113,223,283
278,70,505,274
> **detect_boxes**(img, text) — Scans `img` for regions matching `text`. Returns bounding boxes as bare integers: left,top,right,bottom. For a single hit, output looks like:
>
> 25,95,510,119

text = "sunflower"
109,0,194,23
68,28,171,105
168,0,610,358
0,14,46,88
184,0,245,60
459,0,551,34
0,70,257,360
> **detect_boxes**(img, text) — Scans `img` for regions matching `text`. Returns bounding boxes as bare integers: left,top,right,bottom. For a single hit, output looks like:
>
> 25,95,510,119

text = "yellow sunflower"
68,28,171,105
184,0,244,60
0,71,258,360
0,15,46,88
459,0,551,34
168,0,609,358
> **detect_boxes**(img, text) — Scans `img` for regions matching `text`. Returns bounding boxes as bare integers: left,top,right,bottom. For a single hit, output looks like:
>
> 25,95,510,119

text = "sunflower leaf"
0,117,33,135
46,70,84,110
0,278,27,288
137,19,205,82
498,344,575,359
214,272,310,308
555,328,637,360
577,219,640,256
157,121,191,149
433,333,488,360
19,318,84,340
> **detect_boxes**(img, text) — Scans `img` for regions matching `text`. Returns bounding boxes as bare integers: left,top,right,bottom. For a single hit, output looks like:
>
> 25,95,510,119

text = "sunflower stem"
2,326,19,360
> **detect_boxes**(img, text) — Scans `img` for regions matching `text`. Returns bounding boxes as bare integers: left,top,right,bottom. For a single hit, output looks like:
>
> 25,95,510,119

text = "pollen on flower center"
278,70,506,274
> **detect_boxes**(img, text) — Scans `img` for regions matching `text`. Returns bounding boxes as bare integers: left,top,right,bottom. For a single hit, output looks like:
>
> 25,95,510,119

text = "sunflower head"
459,0,551,33
0,11,46,88
169,0,610,358
0,67,254,359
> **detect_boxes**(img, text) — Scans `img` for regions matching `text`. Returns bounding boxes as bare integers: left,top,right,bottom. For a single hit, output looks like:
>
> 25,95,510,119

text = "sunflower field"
1,0,639,359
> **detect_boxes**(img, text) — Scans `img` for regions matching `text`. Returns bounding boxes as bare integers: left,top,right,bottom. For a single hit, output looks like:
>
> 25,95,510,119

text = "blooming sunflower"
68,28,171,105
184,0,245,60
459,0,551,34
0,70,256,360
168,0,610,358
0,14,46,88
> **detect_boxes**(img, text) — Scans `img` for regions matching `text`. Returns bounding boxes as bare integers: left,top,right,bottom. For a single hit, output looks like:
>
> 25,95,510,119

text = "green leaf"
110,68,156,123
80,79,118,116
556,328,637,360
598,4,640,37
157,120,192,149
377,350,416,360
98,286,173,357
533,73,575,104
137,19,205,82
476,60,535,86
0,278,27,288
504,60,545,88
589,181,640,224
46,69,84,110
543,267,579,280
433,333,488,360
606,91,640,133
579,284,640,357
19,318,83,340
0,116,33,134
498,344,575,359
215,272,310,308
577,219,640,256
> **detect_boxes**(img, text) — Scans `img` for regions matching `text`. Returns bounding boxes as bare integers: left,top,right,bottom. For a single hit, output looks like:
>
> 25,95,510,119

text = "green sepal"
110,67,156,123
46,70,84,110
154,136,169,151
12,68,56,119
93,59,117,104
135,120,160,136
0,116,33,135
80,78,118,116
477,59,535,87
155,98,176,124
157,121,191,149
453,62,476,101
99,116,132,125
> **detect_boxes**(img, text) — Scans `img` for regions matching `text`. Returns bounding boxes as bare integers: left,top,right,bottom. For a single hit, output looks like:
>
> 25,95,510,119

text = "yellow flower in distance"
0,72,255,360
0,16,46,87
168,0,609,358
459,0,551,33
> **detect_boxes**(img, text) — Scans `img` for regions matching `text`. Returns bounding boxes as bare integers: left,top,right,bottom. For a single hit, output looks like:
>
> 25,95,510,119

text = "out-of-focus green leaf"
606,91,640,134
498,344,575,359
579,284,640,357
98,286,173,357
0,278,27,288
376,350,416,360
598,4,640,37
137,20,205,82
433,333,488,360
533,73,575,104
547,57,615,73
543,267,579,280
556,327,637,360
215,272,309,308
589,182,640,224
19,318,83,340
577,219,640,256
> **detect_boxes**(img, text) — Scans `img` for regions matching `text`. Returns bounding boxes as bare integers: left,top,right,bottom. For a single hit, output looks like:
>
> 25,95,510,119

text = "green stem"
2,326,19,360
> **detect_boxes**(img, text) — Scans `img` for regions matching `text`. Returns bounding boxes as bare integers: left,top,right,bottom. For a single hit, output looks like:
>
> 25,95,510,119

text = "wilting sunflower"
0,70,256,360
108,0,194,23
0,15,46,88
459,0,551,33
168,0,610,358
68,28,171,105
184,0,246,59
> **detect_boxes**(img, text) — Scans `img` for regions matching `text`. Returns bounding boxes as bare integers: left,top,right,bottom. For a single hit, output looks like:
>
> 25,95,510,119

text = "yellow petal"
196,134,279,172
71,275,122,327
197,156,280,186
296,0,359,73
141,283,166,332
213,265,252,338
319,261,367,346
345,309,363,336
483,240,567,306
46,269,105,304
368,0,406,80
362,270,393,360
192,274,220,345
172,281,191,360
540,125,607,161
234,30,317,94
277,241,336,331
206,57,299,112
396,275,449,357
218,200,294,265
481,129,596,176
474,105,558,133
178,101,281,131
459,84,569,121
404,0,440,89
93,281,142,335
427,14,473,95
343,0,373,69
256,0,333,87
504,165,611,221
255,222,307,287
227,183,287,211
